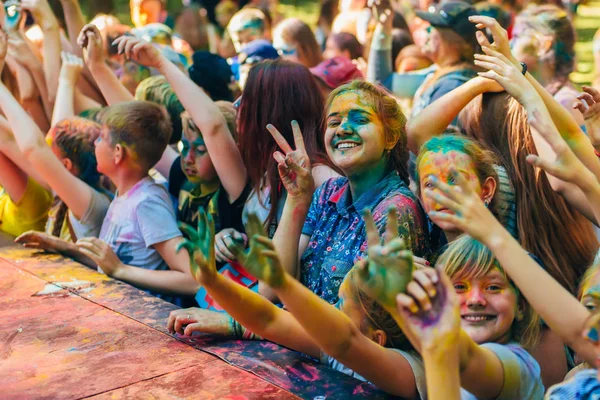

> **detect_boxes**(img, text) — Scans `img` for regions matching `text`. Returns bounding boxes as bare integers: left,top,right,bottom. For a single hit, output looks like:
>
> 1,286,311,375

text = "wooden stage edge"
0,247,300,400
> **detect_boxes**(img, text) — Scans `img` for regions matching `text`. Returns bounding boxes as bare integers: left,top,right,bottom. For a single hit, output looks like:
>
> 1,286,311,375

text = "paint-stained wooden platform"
0,247,394,400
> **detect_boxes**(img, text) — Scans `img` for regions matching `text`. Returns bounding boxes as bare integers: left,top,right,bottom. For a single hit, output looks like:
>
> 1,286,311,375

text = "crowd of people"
2,0,600,397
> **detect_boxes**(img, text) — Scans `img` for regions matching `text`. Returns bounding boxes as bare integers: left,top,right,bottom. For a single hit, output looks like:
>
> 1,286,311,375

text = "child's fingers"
178,222,199,243
473,59,503,76
412,256,430,269
407,280,432,311
396,293,419,314
526,154,567,179
573,100,587,114
427,177,462,202
384,207,398,245
382,237,406,256
582,86,600,103
362,209,380,249
475,30,492,48
412,269,437,298
577,92,595,106
428,210,461,227
254,235,275,250
291,120,305,152
451,167,475,197
216,237,236,260
266,124,293,154
176,241,195,257
131,41,148,59
174,315,197,335
273,150,286,164
124,39,138,59
246,213,264,239
425,189,460,213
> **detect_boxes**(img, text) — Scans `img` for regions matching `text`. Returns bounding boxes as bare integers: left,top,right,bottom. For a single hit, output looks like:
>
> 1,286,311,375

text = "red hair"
237,59,333,227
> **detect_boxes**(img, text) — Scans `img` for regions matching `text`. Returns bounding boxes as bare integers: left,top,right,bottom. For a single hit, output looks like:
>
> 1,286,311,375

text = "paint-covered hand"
2,0,24,32
267,120,314,204
368,0,393,35
574,86,600,150
20,0,57,30
112,36,165,71
526,109,597,190
176,207,217,284
470,15,517,66
424,168,504,246
77,24,105,68
214,228,247,264
76,237,125,276
15,230,67,253
59,51,84,84
396,267,461,352
357,208,414,309
474,47,534,106
167,307,234,337
231,213,286,289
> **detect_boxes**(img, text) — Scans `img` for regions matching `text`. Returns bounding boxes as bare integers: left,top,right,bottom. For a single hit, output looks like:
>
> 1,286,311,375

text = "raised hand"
474,46,533,105
266,120,314,203
231,213,286,289
77,24,105,68
424,168,502,245
111,36,165,71
574,86,600,150
469,15,517,66
526,109,599,190
167,307,233,336
20,0,57,30
395,267,461,352
356,208,415,309
176,207,217,284
59,52,83,84
368,0,393,34
3,0,23,32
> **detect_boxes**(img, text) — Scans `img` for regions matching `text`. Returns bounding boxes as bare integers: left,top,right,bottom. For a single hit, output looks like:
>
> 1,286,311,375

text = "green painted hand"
176,207,216,284
357,208,414,309
231,213,286,288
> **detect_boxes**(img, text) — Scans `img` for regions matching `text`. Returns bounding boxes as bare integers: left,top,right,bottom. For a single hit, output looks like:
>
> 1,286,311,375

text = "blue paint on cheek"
587,327,599,343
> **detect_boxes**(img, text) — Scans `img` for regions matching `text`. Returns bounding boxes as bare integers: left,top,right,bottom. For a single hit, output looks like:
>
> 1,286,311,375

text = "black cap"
416,1,477,43
188,51,234,102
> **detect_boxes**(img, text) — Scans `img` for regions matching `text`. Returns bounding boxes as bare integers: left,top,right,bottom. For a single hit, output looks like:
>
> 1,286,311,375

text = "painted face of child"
94,126,116,175
337,278,367,330
180,127,218,185
581,270,600,312
581,312,600,373
273,35,299,63
418,150,482,233
325,91,388,177
453,268,519,345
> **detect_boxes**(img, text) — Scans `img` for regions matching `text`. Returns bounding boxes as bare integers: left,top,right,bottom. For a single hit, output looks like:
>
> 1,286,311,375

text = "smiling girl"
265,79,429,303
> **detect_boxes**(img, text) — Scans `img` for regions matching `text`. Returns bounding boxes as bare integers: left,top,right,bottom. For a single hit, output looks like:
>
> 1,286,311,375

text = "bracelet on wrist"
519,61,528,75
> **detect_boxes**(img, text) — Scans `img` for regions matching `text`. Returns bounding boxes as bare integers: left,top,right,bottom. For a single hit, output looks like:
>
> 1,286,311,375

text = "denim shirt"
300,172,429,304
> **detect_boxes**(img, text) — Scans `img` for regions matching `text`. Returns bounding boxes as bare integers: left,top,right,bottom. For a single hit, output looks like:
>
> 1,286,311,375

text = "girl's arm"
405,76,503,154
238,213,419,398
474,44,599,225
425,167,597,366
78,25,134,105
0,82,95,221
472,16,600,181
21,0,62,107
0,152,28,203
73,86,102,114
58,0,85,58
260,123,315,300
111,36,247,203
176,210,320,356
52,52,83,126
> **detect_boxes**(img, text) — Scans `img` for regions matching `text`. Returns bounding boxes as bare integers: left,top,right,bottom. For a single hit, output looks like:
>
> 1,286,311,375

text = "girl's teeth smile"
336,143,359,150
462,315,495,322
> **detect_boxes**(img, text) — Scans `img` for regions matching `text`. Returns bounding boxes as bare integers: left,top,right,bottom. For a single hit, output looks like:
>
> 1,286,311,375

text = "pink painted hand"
574,86,600,150
266,120,314,204
469,15,518,66
76,237,125,277
357,208,415,310
112,36,165,71
396,267,461,352
167,307,234,336
176,207,217,285
59,51,84,84
77,24,105,68
474,47,533,106
230,213,286,289
424,168,503,246
525,109,599,190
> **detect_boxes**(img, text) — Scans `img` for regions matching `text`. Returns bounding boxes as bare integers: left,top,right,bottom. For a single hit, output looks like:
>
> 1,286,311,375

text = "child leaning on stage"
176,208,427,399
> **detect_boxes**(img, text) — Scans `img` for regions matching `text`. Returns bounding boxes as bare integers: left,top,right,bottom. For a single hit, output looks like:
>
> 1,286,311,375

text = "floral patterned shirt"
300,172,429,304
